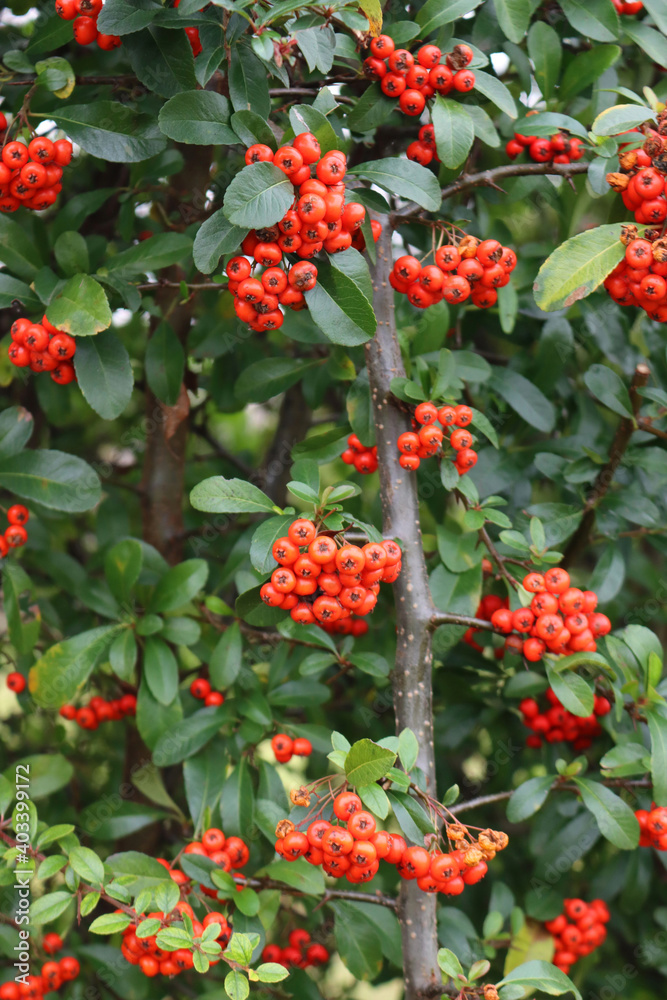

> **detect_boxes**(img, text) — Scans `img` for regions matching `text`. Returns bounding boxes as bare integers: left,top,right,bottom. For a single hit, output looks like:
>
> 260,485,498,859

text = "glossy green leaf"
533,224,625,312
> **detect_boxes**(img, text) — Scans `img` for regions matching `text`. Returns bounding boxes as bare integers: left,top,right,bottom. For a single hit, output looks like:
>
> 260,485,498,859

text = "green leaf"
600,742,649,777
358,783,391,820
3,562,36,656
151,705,230,765
559,0,619,42
431,97,475,169
30,891,73,925
89,912,132,935
572,777,640,849
122,24,197,98
647,708,667,807
235,887,260,916
145,322,185,406
105,851,175,892
345,739,396,787
527,22,561,97
513,112,590,142
560,45,622,101
231,110,277,150
74,331,133,420
345,82,396,133
225,970,250,1000
210,621,243,689
38,101,167,162
54,231,89,276
333,901,383,980
229,41,271,118
289,104,339,154
144,637,179,706
222,161,295,228
489,368,555,433
533,224,625,312
438,947,464,980
349,652,390,678
0,273,41,312
69,846,105,884
507,776,554,823
294,25,336,74
29,625,121,708
106,233,193,277
304,259,376,347
256,859,325,896
591,102,655,136
0,407,33,461
3,755,73,800
416,0,483,35
193,209,248,274
159,90,237,144
150,559,209,613
388,790,436,842
498,959,581,999
235,357,322,404
256,963,289,983
0,215,45,280
46,274,112,337
191,475,276,514
583,364,634,418
397,728,419,773
545,664,594,717
471,69,517,118
220,757,254,838
236,585,285,627
494,0,531,42
348,158,441,211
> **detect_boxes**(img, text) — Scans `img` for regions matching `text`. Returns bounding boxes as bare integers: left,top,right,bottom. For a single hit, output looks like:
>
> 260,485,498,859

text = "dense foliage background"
2,1,667,998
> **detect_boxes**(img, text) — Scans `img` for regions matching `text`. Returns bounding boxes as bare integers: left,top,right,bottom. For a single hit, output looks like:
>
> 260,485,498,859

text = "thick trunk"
366,226,439,998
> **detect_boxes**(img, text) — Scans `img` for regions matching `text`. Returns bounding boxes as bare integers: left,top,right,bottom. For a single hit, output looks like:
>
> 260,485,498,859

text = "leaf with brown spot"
533,223,626,312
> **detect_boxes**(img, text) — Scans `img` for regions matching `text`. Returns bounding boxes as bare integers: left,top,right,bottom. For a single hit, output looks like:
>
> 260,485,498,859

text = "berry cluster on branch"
262,930,330,969
490,569,611,661
544,899,610,976
9,316,77,384
58,693,137,728
363,37,475,116
397,401,477,476
604,229,667,323
390,236,517,311
261,518,402,626
0,136,73,215
519,688,612,750
55,0,121,49
341,433,378,474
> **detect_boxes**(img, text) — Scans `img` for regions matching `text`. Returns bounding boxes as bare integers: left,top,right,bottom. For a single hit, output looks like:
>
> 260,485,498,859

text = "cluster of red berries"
0,503,30,556
59,693,137,728
189,676,225,707
226,132,379,332
9,316,77,384
0,134,72,214
607,126,667,225
490,569,612,662
390,236,517,312
464,593,509,657
276,790,508,891
54,0,121,49
397,401,477,476
505,129,586,164
612,0,642,12
544,899,610,976
603,231,667,323
121,903,230,978
341,433,378,475
636,805,667,849
0,953,80,999
271,733,313,763
262,931,329,969
260,519,402,625
319,614,368,636
519,688,612,751
363,37,475,116
174,827,250,886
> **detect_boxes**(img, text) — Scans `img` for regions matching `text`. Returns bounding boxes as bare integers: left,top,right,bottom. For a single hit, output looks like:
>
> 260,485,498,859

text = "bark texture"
365,226,440,998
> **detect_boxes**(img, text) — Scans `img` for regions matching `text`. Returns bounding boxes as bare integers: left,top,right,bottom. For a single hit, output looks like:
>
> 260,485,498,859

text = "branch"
637,417,667,441
430,612,500,631
245,876,397,909
440,160,590,201
479,526,520,591
367,221,440,999
8,74,140,87
450,778,652,815
562,363,650,568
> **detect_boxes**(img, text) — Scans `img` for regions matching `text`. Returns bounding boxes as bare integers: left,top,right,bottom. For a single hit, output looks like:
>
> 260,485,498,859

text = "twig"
562,363,651,568
637,417,667,441
440,160,590,201
429,612,500,632
192,426,254,477
479,526,520,591
245,876,397,909
450,778,652,816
